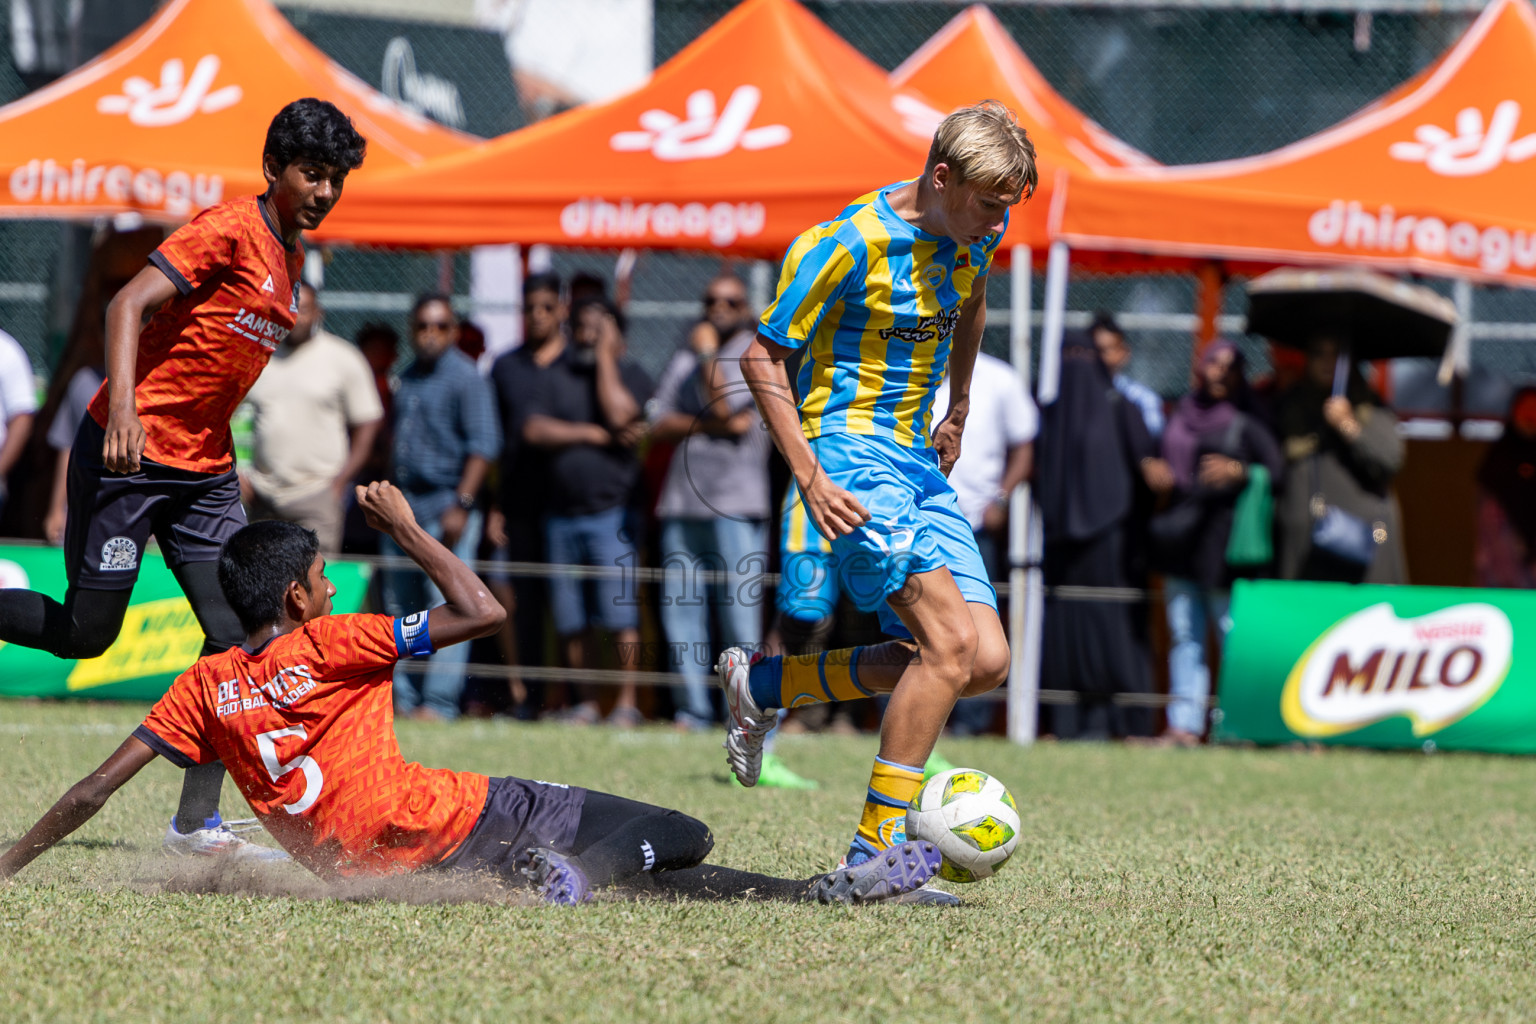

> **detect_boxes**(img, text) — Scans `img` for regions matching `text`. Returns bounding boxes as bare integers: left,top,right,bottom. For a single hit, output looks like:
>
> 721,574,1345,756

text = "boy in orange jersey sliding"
1,482,941,906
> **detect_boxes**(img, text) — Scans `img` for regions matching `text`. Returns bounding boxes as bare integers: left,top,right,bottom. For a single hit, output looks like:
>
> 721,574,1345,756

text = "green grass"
5,701,1536,1023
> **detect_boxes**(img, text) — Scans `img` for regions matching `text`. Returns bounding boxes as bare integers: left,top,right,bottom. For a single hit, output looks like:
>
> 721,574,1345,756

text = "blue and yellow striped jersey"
759,181,1005,448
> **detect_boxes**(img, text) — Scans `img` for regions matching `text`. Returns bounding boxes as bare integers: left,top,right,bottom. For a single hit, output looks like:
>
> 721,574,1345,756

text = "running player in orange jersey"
0,482,941,906
0,98,366,860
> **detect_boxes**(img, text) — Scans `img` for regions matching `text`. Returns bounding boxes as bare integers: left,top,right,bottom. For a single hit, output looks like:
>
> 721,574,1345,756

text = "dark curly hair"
264,98,367,173
218,520,321,634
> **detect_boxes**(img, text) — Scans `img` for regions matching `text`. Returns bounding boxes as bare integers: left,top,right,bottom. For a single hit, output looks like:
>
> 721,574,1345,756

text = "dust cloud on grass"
131,856,545,907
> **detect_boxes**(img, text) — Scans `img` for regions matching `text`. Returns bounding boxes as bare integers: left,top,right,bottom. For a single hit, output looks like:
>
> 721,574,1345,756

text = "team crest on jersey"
100,536,139,572
261,274,274,293
922,263,947,289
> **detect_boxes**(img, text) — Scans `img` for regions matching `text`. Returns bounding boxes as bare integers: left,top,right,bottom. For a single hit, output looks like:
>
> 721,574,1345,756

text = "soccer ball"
905,768,1020,883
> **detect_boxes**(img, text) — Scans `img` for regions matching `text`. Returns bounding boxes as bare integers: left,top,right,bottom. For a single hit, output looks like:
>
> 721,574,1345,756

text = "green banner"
0,545,371,702
1217,579,1536,754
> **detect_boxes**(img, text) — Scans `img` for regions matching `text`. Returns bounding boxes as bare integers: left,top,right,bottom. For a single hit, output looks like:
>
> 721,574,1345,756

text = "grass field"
5,700,1536,1023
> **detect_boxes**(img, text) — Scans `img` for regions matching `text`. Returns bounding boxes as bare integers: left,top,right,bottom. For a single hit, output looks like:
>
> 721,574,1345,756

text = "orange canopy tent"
316,0,946,255
890,4,1155,260
1051,0,1536,288
0,0,475,225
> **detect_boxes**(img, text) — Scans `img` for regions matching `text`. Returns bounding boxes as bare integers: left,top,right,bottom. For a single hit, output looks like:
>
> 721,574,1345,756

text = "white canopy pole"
1006,244,1035,745
1438,277,1473,387
1037,240,1071,404
1014,239,1071,738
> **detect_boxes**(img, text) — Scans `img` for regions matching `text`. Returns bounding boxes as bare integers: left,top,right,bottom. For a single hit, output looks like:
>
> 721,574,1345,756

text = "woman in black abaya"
1035,331,1160,739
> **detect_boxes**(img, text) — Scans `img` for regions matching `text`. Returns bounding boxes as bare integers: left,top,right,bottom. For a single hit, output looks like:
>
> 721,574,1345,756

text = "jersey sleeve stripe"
761,233,855,350
132,724,199,768
148,251,194,296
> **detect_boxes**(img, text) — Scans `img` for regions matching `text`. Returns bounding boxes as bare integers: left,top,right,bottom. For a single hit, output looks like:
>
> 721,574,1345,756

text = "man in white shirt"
932,350,1037,735
0,328,37,522
240,284,384,551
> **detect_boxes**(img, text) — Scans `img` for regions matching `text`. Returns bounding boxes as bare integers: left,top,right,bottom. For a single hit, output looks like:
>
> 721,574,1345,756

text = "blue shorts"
809,433,996,639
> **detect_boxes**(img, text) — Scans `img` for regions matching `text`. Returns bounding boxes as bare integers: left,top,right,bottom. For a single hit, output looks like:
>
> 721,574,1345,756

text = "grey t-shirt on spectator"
652,329,770,521
48,366,105,451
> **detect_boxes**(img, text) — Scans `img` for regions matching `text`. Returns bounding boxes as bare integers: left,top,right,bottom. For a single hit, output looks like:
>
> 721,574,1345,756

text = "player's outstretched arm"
0,737,157,880
354,481,505,649
740,332,869,537
101,265,180,474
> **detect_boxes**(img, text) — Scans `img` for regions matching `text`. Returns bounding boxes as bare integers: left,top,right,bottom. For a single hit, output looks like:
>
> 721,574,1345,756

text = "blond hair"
926,99,1038,202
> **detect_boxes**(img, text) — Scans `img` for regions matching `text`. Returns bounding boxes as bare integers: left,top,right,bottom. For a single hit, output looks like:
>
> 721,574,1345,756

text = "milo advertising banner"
0,545,371,702
1217,580,1533,753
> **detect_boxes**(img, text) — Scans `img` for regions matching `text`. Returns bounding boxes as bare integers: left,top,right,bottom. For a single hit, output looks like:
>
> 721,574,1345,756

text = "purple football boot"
524,848,593,906
813,841,943,905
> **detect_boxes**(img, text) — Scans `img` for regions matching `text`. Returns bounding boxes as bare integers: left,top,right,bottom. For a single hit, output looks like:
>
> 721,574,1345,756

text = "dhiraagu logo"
1280,602,1512,738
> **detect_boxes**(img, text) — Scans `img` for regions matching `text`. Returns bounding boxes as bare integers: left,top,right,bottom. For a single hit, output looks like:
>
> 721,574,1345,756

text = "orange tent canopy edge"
315,0,950,256
0,0,475,227
1053,0,1536,288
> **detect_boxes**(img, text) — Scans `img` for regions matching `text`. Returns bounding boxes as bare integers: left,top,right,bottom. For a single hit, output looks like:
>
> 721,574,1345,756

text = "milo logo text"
1281,602,1512,738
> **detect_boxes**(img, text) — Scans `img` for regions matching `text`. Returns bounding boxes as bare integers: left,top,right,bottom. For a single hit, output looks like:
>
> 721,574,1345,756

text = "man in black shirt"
523,295,653,725
487,273,566,716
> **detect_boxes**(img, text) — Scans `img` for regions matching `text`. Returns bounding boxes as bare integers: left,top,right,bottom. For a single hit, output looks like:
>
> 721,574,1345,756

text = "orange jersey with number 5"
137,613,488,876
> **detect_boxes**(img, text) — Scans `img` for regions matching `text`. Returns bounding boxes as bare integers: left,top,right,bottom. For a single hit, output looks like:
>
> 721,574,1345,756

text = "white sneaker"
163,817,290,863
716,647,775,787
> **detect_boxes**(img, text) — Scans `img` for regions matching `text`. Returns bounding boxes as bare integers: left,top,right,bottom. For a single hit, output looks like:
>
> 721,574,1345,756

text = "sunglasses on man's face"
704,294,745,309
415,320,454,331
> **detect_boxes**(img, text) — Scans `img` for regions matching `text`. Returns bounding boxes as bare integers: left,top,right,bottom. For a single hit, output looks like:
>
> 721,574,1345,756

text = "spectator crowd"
19,257,1535,755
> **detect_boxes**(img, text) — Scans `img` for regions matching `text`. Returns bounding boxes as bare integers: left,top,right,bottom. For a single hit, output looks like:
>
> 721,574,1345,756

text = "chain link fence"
648,1,1536,406
2,0,1534,402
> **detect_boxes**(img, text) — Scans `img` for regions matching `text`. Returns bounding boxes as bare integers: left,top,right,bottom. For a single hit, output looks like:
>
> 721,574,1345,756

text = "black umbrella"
1245,267,1458,361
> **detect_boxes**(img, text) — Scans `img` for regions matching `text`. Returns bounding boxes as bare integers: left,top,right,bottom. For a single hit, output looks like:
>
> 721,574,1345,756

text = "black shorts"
433,776,589,878
65,415,247,590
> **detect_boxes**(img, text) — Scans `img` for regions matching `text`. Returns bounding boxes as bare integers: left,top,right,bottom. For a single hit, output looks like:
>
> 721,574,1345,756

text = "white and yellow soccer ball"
904,768,1020,883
